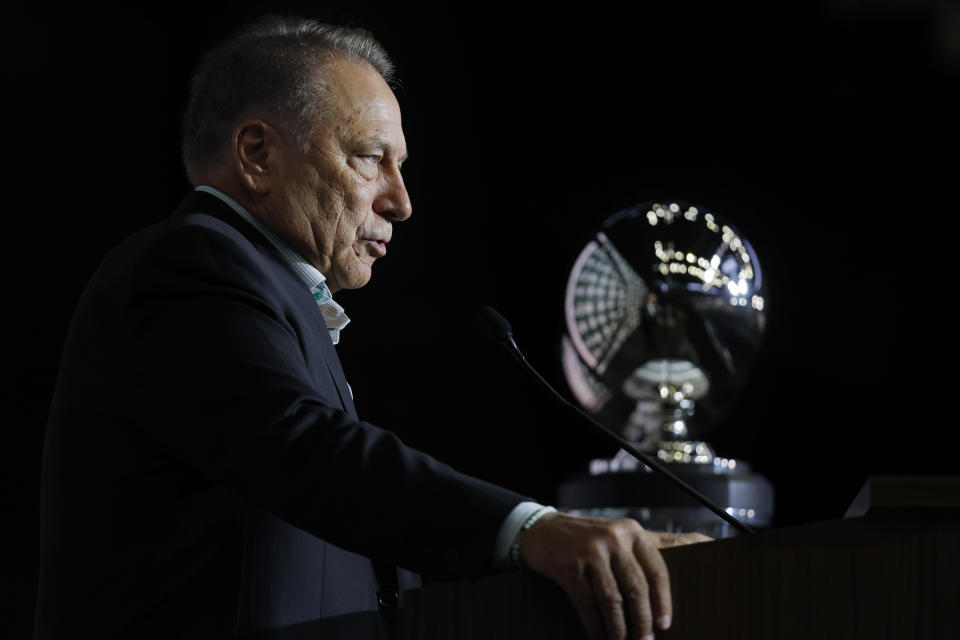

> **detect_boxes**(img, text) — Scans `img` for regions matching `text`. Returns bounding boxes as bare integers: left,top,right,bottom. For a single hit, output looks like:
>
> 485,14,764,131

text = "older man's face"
270,58,411,293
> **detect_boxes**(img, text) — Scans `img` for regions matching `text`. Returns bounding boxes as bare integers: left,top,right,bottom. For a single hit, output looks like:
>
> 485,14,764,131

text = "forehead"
319,58,407,156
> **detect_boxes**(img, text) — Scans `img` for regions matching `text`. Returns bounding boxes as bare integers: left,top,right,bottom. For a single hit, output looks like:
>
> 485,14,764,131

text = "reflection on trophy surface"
558,201,774,538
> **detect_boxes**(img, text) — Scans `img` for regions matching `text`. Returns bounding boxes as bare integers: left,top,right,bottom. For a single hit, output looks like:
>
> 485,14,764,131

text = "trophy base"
557,462,774,538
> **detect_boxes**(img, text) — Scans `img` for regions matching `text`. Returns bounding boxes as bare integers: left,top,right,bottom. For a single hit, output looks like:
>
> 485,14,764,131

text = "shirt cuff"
493,502,557,570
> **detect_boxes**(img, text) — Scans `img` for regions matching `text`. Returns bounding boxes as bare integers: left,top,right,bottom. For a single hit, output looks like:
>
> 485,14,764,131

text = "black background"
5,1,959,635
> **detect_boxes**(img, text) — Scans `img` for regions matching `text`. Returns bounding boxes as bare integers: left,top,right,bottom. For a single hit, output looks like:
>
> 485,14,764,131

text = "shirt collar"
194,185,350,344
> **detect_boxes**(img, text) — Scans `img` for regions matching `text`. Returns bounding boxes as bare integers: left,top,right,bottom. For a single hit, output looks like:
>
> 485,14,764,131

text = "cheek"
340,186,376,237
305,178,349,244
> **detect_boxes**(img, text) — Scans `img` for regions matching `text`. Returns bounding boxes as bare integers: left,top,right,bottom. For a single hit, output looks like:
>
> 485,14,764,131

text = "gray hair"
181,15,395,182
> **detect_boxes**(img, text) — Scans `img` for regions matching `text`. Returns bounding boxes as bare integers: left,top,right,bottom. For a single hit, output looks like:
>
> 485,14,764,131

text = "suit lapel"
173,190,360,421
321,344,359,422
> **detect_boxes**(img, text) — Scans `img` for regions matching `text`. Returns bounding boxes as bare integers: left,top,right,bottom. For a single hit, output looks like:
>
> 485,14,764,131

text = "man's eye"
356,156,381,178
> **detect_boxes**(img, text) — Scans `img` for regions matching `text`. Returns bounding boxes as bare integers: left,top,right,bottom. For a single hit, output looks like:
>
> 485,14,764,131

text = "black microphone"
476,305,755,535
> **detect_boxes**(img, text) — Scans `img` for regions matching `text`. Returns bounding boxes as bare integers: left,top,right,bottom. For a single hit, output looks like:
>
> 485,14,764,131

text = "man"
35,15,704,640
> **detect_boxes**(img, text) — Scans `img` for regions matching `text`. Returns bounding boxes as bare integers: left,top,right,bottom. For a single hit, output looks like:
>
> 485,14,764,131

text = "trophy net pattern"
569,233,646,374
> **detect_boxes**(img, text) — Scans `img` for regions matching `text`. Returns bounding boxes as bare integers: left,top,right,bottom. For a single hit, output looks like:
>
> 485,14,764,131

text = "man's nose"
374,168,412,222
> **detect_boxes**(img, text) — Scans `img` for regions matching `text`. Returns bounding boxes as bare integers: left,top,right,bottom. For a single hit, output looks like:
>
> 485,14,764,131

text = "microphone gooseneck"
476,306,755,535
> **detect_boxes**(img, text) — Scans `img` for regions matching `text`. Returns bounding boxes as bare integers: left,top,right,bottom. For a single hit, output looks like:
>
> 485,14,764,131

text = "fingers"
558,521,665,640
516,514,676,639
651,530,713,548
686,532,713,544
634,531,673,633
608,548,653,640
562,566,609,640
589,555,633,640
557,550,650,640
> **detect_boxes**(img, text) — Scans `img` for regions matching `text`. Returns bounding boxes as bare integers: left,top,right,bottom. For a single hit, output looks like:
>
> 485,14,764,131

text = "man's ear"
231,119,281,196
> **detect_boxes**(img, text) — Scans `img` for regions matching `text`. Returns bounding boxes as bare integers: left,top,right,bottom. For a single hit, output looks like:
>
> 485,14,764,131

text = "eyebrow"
361,135,408,165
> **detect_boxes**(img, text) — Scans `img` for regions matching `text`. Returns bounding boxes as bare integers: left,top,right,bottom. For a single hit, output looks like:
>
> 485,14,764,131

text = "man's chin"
329,265,373,293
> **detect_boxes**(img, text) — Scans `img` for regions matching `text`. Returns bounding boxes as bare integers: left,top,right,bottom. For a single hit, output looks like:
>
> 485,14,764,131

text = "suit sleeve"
98,223,525,579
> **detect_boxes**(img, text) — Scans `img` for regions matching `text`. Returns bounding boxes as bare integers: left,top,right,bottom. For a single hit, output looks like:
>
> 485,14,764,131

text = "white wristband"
510,506,557,568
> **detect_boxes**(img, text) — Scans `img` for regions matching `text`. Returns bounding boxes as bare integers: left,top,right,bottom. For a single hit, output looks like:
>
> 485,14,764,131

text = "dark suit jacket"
35,190,526,638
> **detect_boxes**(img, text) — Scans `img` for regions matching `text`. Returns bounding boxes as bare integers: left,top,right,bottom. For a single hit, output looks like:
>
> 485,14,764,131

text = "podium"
399,476,960,639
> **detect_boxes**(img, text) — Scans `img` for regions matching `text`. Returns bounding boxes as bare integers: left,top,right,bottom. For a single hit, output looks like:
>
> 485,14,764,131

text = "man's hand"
516,512,709,640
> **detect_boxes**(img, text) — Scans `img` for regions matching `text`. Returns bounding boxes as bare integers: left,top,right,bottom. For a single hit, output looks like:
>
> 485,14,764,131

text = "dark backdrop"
5,1,959,636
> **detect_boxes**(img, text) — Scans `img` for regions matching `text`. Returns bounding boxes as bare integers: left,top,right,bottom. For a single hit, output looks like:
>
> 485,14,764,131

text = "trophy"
558,201,773,537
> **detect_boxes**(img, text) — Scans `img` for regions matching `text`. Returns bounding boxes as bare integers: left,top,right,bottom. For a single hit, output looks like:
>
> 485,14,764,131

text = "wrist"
510,506,557,568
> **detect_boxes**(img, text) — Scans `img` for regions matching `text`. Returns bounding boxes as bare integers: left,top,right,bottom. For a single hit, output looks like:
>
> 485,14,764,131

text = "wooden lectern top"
845,475,960,517
400,476,960,640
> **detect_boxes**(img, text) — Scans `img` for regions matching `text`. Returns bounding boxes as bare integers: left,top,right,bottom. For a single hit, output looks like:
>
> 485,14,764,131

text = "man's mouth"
362,237,388,257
